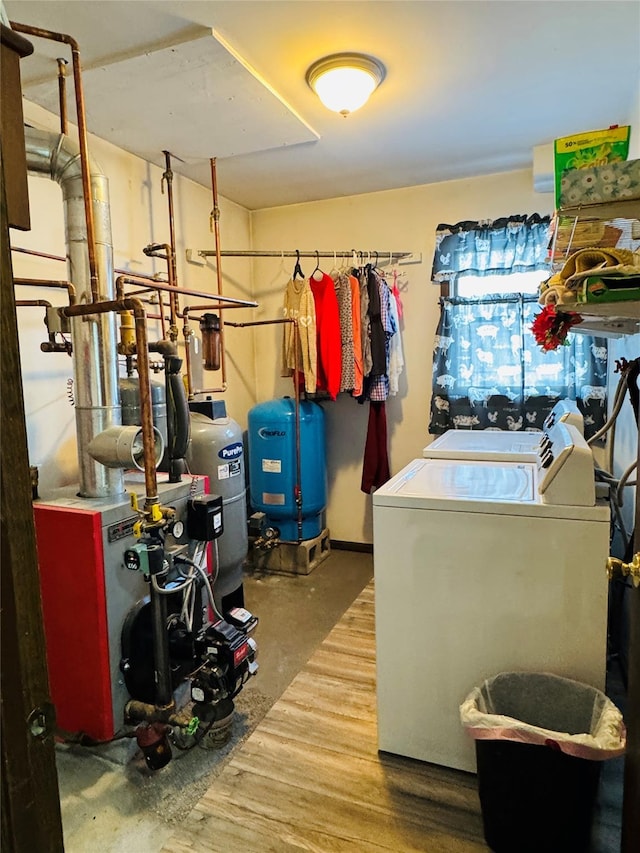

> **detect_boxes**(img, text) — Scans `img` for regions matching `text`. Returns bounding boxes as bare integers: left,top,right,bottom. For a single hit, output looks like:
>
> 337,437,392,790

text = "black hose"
164,355,191,482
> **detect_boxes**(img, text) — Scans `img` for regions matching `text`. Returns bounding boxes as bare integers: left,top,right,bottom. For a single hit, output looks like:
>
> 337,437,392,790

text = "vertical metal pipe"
207,158,227,392
25,127,122,498
161,151,179,335
292,320,303,543
65,169,121,496
182,307,193,399
146,542,173,708
56,58,68,135
143,242,178,337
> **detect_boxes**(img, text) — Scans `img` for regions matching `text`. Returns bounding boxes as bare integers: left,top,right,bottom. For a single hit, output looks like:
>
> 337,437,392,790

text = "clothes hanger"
329,250,340,280
311,250,324,281
293,249,305,281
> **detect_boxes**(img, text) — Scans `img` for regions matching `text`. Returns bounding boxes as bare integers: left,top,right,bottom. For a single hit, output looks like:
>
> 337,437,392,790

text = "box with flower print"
559,159,640,208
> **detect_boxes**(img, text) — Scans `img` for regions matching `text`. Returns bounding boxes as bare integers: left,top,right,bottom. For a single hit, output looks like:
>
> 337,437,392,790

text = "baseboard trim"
330,540,373,554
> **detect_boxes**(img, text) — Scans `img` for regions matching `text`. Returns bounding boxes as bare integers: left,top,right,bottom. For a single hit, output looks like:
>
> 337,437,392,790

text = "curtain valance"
431,214,551,282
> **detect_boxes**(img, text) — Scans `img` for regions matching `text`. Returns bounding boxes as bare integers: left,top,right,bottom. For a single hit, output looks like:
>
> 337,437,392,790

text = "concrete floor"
55,548,374,853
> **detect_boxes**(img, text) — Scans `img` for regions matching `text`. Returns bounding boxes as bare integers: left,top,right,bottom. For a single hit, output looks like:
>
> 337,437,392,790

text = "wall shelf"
556,190,640,335
561,297,640,338
559,199,640,221
563,300,640,320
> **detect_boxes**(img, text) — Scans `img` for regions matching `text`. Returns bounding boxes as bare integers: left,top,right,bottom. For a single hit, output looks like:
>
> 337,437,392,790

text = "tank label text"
262,458,282,473
218,461,242,480
258,428,286,438
218,442,243,460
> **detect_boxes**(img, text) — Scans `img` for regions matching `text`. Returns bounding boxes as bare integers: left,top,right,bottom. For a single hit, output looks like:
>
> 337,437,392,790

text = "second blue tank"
247,397,326,541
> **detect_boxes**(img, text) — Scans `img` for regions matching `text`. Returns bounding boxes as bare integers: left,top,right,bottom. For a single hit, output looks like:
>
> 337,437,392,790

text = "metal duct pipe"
25,126,122,497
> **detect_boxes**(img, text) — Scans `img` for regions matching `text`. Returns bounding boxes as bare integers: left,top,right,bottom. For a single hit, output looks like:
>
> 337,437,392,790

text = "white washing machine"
423,398,583,462
373,422,609,773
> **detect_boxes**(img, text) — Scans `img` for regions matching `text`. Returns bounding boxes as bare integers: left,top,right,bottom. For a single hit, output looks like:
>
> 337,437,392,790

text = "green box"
554,126,631,207
576,275,640,305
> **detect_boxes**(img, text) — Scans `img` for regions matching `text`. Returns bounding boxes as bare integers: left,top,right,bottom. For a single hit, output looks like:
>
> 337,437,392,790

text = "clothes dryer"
423,398,583,462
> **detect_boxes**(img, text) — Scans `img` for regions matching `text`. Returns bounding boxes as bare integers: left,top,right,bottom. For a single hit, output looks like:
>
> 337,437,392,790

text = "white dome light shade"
306,53,386,116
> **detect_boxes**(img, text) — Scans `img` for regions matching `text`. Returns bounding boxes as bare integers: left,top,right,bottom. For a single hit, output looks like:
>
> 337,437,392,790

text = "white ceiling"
5,0,640,211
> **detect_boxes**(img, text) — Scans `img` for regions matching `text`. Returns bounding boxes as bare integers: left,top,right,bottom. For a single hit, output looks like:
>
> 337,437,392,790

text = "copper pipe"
57,58,68,135
11,21,99,302
178,303,253,316
117,273,257,399
182,311,194,400
143,242,177,336
12,247,159,288
15,299,52,308
14,277,76,304
12,246,66,263
207,157,227,394
134,293,168,339
61,297,158,507
155,301,167,339
226,318,303,542
114,275,257,308
181,302,248,398
162,151,179,322
114,268,167,281
162,152,180,330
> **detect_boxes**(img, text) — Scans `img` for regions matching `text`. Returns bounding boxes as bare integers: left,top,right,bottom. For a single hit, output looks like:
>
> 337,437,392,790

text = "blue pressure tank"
247,397,326,542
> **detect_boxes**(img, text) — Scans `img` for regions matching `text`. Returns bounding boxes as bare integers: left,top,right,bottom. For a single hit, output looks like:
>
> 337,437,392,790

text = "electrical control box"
187,493,223,541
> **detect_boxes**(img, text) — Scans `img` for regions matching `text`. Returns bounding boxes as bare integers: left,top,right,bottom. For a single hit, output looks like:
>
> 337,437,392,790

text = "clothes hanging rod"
196,249,412,261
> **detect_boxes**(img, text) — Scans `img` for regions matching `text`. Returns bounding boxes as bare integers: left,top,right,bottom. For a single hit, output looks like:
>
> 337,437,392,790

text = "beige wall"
250,169,554,542
13,104,637,544
13,101,257,496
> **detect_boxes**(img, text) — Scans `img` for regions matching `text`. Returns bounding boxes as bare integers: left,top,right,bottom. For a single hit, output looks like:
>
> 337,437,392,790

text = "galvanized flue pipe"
25,126,122,498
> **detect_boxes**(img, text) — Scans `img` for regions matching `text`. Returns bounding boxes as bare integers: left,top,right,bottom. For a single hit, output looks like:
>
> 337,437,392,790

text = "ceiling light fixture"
306,53,386,117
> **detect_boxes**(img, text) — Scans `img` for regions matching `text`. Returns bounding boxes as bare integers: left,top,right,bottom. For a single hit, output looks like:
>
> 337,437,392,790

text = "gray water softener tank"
186,402,248,605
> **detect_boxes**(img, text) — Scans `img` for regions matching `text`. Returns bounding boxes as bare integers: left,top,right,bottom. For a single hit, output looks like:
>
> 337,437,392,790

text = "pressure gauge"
172,520,184,540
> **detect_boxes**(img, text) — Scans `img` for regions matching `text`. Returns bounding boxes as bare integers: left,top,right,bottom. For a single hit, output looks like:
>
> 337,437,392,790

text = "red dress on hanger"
309,272,342,400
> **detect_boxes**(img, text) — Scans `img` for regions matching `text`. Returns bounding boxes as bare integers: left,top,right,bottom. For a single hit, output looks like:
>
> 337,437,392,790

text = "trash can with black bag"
460,672,626,853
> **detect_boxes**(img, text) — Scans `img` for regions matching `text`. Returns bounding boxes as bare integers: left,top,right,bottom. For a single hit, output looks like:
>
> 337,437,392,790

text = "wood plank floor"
162,582,486,852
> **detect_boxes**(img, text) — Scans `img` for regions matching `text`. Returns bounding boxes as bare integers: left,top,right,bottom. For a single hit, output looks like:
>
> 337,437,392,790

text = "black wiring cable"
175,551,224,621
625,357,639,421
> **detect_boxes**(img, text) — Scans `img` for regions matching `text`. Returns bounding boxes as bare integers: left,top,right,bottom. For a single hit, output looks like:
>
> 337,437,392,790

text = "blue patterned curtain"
429,295,608,439
431,214,551,282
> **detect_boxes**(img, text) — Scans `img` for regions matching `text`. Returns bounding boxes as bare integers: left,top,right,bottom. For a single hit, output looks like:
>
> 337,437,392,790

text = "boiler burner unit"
33,476,258,749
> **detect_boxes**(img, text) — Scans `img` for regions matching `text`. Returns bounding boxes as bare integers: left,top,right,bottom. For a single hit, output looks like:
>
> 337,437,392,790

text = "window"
453,270,544,298
429,216,608,438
